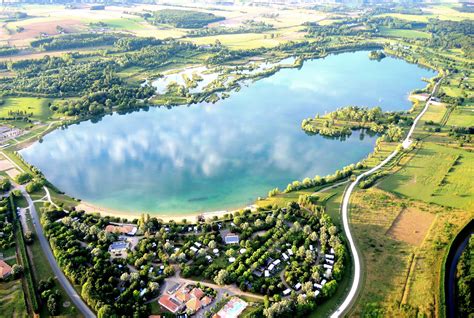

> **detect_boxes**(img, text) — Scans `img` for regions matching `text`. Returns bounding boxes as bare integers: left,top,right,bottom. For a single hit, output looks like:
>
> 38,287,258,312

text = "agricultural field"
378,142,474,211
350,187,473,317
0,279,28,318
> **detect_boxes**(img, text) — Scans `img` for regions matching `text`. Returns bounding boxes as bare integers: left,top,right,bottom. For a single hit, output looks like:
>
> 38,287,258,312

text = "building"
105,224,137,236
108,241,130,255
0,260,12,279
190,287,205,300
185,297,202,313
201,296,213,307
175,288,191,303
158,295,183,314
224,233,239,244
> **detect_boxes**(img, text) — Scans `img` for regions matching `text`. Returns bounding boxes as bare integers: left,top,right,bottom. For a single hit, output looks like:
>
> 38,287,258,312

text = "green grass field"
188,33,283,49
378,142,474,211
350,187,473,317
0,97,52,122
379,27,431,39
421,103,447,123
446,106,474,127
0,280,28,318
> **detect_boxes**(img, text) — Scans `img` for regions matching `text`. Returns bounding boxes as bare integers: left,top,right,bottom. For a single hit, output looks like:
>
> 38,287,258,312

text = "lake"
20,51,435,215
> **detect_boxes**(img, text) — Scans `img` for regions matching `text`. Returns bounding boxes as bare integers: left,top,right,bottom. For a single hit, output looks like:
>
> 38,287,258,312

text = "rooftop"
0,260,12,279
158,295,182,313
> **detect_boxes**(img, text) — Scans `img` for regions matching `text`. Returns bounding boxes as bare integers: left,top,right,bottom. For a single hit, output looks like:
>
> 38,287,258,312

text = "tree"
214,269,229,285
47,294,59,316
322,280,338,298
98,304,116,318
11,264,23,278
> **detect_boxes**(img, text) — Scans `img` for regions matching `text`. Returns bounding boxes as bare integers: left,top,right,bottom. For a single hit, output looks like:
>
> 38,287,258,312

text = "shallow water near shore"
21,51,435,215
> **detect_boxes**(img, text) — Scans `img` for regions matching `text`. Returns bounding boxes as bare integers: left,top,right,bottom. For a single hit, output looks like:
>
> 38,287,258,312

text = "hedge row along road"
331,76,444,318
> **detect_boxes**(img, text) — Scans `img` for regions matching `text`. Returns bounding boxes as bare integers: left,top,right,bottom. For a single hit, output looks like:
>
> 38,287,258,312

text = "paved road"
0,152,95,318
331,77,443,318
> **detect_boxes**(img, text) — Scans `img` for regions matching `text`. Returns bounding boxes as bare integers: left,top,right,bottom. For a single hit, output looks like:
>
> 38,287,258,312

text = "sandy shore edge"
76,201,257,223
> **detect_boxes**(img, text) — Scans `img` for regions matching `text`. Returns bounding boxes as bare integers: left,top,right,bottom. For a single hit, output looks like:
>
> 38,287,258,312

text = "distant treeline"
29,33,163,52
0,46,19,56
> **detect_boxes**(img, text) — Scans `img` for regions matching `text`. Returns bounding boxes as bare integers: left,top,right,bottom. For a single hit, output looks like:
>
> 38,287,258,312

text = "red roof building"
190,287,205,300
158,295,182,314
0,260,12,279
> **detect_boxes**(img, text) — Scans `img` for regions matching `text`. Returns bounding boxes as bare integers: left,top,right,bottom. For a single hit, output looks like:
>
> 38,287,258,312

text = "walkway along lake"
20,51,435,215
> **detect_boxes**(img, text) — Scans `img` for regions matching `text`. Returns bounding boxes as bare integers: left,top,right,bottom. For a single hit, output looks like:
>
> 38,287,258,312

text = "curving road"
331,77,443,317
1,152,96,318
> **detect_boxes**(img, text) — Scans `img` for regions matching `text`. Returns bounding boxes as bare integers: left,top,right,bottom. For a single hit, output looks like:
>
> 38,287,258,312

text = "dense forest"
456,235,473,317
151,9,225,28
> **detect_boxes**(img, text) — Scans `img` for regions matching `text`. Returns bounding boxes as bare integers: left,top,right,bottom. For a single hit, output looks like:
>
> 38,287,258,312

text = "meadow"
350,187,473,317
0,97,52,122
0,280,28,318
379,27,431,39
378,142,474,211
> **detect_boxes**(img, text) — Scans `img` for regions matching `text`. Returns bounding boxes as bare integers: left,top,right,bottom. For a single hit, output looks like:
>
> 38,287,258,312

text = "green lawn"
0,280,28,318
421,103,447,123
378,142,474,210
446,106,474,127
379,27,431,39
0,97,52,122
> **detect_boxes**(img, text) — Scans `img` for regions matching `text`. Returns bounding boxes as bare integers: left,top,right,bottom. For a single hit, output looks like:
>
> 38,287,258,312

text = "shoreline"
76,200,257,223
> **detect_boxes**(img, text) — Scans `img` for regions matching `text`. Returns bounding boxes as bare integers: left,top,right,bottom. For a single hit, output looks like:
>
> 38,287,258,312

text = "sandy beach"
76,201,257,223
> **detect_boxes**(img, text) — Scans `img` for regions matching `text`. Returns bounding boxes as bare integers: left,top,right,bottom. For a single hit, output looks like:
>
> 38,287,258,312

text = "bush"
15,172,32,184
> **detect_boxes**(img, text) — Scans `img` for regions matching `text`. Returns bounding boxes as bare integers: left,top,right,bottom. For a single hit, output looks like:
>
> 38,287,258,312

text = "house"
105,224,137,236
314,283,322,289
201,296,213,307
0,260,12,279
287,249,293,256
190,246,198,253
175,289,191,303
321,279,327,286
323,264,333,269
268,264,275,272
108,241,130,255
325,254,334,260
264,270,270,277
326,259,334,265
273,259,281,266
194,242,202,248
190,287,205,300
240,248,246,254
185,297,202,313
294,283,301,290
229,257,236,263
315,290,320,298
224,233,239,244
282,253,289,261
206,255,213,263
158,295,182,314
283,288,291,296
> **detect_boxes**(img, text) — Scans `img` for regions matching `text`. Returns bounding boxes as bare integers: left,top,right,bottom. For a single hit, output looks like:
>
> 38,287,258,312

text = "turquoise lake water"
20,51,435,215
